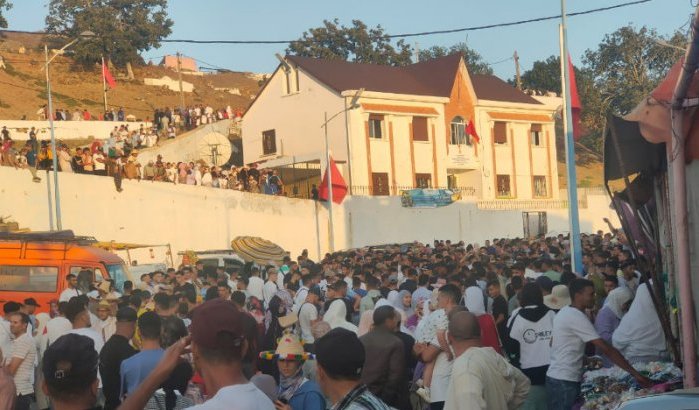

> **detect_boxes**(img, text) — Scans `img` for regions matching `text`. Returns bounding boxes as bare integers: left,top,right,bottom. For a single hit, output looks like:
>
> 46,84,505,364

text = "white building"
242,54,559,200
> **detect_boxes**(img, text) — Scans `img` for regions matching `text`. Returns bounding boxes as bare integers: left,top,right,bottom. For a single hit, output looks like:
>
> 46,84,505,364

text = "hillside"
0,31,262,120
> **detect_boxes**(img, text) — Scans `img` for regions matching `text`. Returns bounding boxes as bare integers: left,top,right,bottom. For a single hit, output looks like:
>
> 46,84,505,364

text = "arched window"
450,116,470,145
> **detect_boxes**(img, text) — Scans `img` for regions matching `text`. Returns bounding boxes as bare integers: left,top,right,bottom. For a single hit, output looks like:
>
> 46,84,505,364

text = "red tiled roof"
285,54,541,105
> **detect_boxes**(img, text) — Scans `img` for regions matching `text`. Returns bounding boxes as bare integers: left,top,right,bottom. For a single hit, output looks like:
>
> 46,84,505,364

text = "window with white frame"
368,115,384,139
450,116,470,145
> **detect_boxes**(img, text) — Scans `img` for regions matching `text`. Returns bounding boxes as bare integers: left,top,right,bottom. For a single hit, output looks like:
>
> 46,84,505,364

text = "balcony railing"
348,185,478,197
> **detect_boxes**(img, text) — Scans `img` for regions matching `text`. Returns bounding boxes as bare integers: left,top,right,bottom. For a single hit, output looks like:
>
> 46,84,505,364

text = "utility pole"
514,50,522,90
176,52,185,109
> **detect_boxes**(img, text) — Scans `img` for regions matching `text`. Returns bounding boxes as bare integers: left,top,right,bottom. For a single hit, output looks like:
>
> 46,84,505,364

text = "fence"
348,185,478,197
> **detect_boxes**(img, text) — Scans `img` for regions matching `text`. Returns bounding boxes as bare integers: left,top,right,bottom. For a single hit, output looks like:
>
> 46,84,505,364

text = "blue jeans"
545,376,580,410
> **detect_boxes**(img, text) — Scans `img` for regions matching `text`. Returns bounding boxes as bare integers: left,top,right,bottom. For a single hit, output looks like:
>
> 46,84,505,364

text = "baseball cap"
116,307,137,322
190,299,245,350
535,276,554,293
315,328,365,379
43,334,98,394
24,298,40,307
308,286,322,297
388,275,398,284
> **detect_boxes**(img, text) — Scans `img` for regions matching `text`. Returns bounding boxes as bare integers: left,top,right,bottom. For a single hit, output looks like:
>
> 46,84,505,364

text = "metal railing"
348,185,478,197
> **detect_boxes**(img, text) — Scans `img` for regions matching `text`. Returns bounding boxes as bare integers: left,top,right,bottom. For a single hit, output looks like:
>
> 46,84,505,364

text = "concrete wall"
242,66,346,164
136,120,234,166
0,166,618,262
0,120,148,141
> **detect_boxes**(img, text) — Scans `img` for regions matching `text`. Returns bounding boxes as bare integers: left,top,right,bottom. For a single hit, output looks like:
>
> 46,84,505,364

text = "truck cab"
0,231,129,312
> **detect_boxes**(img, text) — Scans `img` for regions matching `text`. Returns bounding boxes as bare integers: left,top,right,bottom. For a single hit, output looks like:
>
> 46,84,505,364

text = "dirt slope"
0,31,262,121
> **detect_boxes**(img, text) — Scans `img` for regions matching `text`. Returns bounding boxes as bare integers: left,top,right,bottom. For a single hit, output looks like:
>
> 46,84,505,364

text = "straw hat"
259,332,313,361
278,313,298,329
97,300,111,311
98,281,111,294
544,284,571,310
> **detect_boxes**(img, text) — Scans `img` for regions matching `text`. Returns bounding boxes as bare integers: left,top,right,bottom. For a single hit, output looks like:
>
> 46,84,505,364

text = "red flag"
568,55,582,140
466,119,480,144
102,61,117,89
318,156,348,204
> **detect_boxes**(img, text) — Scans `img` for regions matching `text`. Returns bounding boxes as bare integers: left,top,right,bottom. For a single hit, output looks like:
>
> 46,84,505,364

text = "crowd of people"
0,107,293,196
32,105,243,127
0,228,668,410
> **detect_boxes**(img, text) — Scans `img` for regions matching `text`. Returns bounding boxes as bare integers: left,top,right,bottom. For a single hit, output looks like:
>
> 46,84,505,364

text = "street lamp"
43,31,94,231
320,88,364,252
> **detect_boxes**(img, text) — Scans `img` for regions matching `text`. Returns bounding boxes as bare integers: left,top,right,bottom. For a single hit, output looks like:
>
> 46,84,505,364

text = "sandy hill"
0,30,262,121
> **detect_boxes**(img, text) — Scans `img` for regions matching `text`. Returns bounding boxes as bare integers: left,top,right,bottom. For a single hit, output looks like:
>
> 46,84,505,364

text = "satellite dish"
196,132,232,166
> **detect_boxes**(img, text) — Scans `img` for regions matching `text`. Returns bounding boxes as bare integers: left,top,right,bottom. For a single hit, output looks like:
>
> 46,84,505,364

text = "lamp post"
320,88,363,253
43,31,94,230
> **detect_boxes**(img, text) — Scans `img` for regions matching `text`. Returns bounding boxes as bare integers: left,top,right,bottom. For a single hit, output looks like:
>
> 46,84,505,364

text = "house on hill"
242,54,559,200
160,55,198,73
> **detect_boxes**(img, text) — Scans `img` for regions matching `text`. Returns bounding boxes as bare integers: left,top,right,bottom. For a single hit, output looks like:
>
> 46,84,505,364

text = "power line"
488,56,514,66
155,0,652,45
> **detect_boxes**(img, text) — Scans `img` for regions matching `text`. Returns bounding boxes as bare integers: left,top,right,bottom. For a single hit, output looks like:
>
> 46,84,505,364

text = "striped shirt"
332,384,390,410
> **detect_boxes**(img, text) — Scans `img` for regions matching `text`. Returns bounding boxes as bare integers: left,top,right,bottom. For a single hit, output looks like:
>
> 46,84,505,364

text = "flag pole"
559,3,583,273
323,111,335,253
101,56,108,114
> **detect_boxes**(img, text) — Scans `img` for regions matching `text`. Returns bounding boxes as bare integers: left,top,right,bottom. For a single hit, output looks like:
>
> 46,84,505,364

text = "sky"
5,0,694,80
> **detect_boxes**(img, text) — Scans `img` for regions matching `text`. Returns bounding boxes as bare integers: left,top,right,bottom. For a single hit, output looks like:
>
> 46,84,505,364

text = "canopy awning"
625,57,699,161
603,114,665,183
230,236,287,265
93,241,166,251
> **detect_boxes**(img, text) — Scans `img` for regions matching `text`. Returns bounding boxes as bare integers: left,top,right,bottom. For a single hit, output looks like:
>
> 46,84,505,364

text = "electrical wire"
488,56,514,66
153,0,652,45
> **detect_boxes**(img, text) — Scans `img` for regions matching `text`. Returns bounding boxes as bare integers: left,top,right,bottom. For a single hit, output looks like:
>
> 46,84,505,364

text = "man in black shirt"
487,280,509,346
99,307,138,410
398,268,417,294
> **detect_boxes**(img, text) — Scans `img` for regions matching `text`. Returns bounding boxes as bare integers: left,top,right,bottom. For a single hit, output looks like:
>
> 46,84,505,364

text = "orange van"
0,230,130,312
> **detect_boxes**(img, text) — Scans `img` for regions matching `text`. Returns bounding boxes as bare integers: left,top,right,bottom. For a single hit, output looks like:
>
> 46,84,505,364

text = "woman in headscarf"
464,285,503,354
612,282,668,363
324,298,358,333
260,295,288,380
594,287,633,344
259,333,326,410
388,291,411,335
404,297,427,335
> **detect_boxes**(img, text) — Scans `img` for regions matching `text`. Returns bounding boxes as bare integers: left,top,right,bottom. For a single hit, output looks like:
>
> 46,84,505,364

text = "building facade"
242,54,559,200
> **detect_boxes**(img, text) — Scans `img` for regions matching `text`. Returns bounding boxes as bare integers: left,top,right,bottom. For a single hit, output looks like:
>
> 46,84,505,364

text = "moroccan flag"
568,55,582,140
466,119,480,144
318,156,348,204
102,61,117,89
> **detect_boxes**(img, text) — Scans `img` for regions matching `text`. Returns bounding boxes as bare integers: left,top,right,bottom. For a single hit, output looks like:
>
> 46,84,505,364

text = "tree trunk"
126,61,135,80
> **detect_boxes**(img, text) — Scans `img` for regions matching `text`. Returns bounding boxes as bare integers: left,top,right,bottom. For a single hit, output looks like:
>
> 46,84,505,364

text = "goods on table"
581,361,682,410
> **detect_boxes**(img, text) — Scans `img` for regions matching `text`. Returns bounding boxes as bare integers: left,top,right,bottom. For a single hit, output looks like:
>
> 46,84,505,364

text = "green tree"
519,55,562,93
287,19,412,66
581,25,685,152
45,0,173,74
418,42,493,75
0,1,11,29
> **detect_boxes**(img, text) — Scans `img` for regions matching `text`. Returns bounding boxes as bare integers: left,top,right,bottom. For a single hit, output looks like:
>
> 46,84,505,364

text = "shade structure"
230,236,287,265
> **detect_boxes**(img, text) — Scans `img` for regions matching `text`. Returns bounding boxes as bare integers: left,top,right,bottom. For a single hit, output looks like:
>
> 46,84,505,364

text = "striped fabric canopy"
230,236,287,265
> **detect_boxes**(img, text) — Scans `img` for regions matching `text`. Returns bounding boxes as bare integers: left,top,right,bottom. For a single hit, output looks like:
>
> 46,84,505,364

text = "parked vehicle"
0,230,130,312
618,388,699,409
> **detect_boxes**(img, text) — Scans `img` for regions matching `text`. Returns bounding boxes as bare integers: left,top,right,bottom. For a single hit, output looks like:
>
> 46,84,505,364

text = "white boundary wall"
0,166,618,261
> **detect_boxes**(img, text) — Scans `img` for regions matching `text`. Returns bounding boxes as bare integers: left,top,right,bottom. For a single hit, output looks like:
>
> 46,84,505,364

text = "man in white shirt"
293,274,313,312
298,286,321,352
65,298,105,390
546,279,651,410
58,273,82,302
247,267,265,301
262,268,279,308
445,311,530,410
45,302,73,348
4,312,36,410
96,300,117,342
